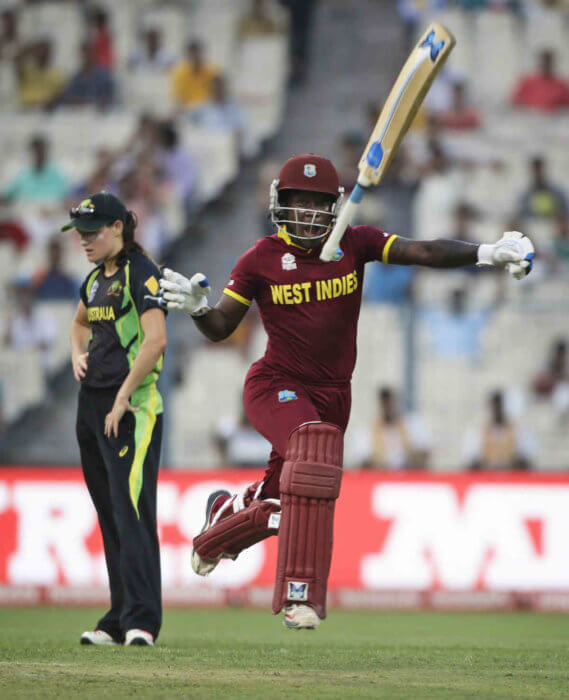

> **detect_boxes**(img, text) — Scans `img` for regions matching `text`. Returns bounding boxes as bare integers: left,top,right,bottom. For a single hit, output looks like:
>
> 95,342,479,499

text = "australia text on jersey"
270,269,358,305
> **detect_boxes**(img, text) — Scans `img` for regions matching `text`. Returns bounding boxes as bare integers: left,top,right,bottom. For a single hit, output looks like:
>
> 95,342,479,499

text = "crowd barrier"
1,468,568,611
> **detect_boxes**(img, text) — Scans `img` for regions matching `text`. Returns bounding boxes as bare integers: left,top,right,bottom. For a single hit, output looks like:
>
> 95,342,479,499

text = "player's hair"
117,210,145,262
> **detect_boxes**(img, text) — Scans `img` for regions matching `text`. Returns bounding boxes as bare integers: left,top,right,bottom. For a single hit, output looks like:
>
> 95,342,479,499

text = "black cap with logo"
61,191,127,233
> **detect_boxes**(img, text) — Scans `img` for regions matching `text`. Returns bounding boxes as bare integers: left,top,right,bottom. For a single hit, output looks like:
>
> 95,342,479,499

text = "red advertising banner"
1,468,569,610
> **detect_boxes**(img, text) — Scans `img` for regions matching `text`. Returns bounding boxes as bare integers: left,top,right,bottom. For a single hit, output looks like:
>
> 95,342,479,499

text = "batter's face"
282,190,335,250
78,221,123,265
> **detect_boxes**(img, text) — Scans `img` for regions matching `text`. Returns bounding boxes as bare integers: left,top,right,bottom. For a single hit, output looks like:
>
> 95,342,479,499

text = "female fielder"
66,191,167,646
160,154,533,630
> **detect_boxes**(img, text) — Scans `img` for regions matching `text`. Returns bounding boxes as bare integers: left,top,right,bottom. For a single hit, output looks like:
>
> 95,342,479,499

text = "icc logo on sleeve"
88,280,99,303
281,253,297,270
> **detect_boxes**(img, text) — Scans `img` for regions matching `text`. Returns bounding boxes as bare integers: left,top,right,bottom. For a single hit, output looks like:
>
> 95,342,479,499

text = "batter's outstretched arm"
387,236,478,268
193,294,249,342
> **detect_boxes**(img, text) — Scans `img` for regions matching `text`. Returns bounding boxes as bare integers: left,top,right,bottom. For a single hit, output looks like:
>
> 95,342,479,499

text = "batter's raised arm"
387,236,478,267
387,231,534,277
159,268,248,342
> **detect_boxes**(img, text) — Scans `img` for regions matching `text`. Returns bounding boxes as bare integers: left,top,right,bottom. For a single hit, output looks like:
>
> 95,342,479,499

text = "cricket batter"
160,154,533,630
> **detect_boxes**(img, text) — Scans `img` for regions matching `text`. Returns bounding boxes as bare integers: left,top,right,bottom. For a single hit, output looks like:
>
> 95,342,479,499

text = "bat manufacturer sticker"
278,390,297,403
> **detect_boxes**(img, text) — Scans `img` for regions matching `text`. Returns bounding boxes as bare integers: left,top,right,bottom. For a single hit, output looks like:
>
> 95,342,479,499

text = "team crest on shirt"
330,247,344,261
304,164,316,178
107,280,123,297
88,279,99,303
281,253,297,271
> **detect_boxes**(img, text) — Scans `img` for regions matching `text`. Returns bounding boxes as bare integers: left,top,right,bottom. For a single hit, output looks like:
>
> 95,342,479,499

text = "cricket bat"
320,22,456,262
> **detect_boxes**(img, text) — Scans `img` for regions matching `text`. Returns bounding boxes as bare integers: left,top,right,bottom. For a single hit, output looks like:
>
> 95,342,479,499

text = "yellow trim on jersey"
128,383,158,518
277,226,309,251
382,234,398,264
224,288,252,307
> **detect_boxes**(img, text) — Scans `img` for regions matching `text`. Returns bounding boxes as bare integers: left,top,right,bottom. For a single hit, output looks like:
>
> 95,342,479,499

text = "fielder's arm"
192,294,248,342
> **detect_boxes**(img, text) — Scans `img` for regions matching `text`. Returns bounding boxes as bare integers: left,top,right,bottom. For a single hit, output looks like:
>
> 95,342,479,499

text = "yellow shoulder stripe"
224,288,252,307
382,234,398,264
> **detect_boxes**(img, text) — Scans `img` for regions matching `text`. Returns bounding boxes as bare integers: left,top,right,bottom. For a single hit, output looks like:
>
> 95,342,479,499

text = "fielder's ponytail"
117,209,145,262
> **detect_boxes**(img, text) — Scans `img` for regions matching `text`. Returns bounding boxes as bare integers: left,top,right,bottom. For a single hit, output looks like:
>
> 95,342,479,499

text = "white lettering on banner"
157,483,180,587
9,484,97,585
361,484,569,590
0,482,8,515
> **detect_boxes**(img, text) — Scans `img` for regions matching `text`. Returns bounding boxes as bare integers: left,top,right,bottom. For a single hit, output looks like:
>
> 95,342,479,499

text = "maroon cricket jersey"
224,226,397,384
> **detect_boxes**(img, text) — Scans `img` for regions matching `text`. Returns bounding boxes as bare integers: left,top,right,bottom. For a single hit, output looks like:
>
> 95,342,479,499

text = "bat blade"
320,22,455,262
360,22,456,186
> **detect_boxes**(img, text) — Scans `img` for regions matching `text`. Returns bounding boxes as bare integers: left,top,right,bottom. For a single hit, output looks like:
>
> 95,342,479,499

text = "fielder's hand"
159,268,211,317
477,231,534,279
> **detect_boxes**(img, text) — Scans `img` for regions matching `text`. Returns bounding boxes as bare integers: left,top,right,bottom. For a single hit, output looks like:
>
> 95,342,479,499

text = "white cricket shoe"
191,489,235,576
125,629,154,646
283,604,321,630
80,630,118,646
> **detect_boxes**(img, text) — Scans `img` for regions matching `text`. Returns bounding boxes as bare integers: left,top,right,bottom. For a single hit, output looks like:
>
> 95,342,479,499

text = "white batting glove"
159,268,211,317
477,231,534,280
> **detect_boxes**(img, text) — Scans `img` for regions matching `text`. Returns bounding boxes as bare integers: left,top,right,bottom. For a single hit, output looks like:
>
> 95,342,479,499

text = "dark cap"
61,192,127,233
277,154,340,197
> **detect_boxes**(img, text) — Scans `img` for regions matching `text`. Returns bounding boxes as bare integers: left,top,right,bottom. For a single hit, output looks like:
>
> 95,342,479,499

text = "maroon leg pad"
193,499,280,560
272,422,343,619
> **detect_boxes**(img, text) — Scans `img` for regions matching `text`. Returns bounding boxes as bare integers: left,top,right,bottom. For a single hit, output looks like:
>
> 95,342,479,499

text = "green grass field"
1,607,568,699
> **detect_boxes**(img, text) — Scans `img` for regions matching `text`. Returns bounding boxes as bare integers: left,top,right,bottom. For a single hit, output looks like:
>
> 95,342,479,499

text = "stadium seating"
0,0,290,433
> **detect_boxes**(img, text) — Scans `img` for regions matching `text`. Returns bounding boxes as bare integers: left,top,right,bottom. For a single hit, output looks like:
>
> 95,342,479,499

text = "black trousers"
76,384,163,641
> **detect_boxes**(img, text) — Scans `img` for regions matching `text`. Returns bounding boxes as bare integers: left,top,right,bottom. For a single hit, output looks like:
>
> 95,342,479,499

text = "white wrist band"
477,244,494,266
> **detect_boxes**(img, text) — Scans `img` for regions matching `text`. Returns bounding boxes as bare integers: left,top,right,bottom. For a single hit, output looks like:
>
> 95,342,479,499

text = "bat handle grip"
320,182,368,262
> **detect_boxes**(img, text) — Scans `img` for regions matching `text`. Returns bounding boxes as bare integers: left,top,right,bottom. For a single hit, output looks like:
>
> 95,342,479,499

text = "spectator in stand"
0,134,68,208
463,390,536,471
413,139,465,240
437,80,481,131
118,159,166,259
0,219,29,252
4,281,57,373
350,387,432,470
0,7,19,61
281,0,318,87
363,263,413,305
213,408,272,467
518,156,568,221
171,39,219,111
89,7,115,70
551,215,569,263
533,338,568,398
421,286,498,365
70,147,118,201
189,75,247,151
15,39,64,111
156,121,198,220
336,130,365,194
238,0,282,37
32,236,79,301
129,27,175,72
59,41,115,110
512,49,569,112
